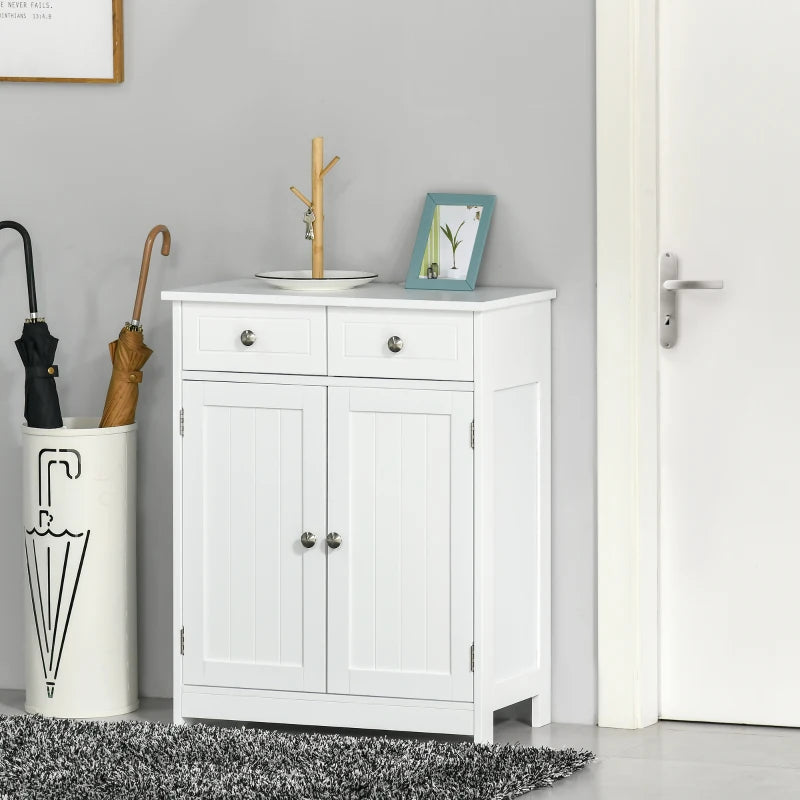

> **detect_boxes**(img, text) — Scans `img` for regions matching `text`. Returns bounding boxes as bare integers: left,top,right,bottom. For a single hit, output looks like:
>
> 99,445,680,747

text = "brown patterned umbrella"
99,225,171,428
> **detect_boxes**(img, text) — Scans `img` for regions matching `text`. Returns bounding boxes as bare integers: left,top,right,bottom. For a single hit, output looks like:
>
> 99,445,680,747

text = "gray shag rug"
0,714,593,799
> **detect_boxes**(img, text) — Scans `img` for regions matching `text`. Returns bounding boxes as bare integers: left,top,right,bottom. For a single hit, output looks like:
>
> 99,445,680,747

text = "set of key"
303,207,315,240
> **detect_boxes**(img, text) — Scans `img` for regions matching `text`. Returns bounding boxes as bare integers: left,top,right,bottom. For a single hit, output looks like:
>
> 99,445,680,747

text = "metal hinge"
179,408,184,437
180,626,185,655
470,420,475,449
470,643,475,672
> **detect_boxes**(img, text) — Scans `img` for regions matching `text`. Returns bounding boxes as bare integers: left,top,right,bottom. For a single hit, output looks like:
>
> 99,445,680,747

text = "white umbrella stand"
22,418,138,718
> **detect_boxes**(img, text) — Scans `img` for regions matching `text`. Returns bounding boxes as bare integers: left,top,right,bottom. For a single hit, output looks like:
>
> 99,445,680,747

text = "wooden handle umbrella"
131,225,171,326
99,224,171,428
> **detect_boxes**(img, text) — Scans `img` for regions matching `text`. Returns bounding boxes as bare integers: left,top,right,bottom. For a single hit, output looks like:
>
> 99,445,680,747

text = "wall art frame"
405,193,495,291
0,0,123,84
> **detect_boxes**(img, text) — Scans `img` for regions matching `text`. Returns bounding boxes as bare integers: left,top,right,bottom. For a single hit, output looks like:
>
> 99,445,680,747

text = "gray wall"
0,1,596,723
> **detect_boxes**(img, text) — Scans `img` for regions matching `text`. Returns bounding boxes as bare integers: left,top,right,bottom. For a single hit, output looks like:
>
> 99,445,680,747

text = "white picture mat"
0,0,114,79
437,205,483,279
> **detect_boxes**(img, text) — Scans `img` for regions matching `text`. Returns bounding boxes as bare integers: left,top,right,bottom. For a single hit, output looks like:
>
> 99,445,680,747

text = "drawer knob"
300,531,317,549
326,531,343,549
387,335,404,353
240,329,256,346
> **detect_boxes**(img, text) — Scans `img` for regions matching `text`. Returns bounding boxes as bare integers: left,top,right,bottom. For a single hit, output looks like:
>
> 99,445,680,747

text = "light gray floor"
2,689,800,798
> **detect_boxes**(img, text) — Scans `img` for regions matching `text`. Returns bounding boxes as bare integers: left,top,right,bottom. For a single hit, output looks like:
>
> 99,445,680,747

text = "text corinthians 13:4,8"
0,0,54,20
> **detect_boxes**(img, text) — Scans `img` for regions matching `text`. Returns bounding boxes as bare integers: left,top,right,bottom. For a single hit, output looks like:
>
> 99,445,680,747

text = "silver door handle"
663,279,723,290
326,532,342,549
300,531,317,548
659,252,724,349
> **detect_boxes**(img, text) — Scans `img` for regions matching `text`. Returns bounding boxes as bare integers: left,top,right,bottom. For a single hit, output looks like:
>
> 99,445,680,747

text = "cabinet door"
327,387,473,701
182,381,326,692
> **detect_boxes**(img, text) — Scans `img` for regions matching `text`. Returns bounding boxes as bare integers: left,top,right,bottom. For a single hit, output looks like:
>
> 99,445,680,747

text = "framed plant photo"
405,193,495,291
0,0,123,83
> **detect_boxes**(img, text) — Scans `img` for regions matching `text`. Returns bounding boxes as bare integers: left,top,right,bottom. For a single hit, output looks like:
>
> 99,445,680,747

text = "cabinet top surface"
161,279,556,311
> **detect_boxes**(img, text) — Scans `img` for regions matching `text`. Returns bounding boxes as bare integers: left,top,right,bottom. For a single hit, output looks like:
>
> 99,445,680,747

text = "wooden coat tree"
290,137,340,279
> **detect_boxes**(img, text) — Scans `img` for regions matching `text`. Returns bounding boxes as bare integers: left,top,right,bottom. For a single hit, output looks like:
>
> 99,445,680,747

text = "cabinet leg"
473,705,494,744
530,693,551,728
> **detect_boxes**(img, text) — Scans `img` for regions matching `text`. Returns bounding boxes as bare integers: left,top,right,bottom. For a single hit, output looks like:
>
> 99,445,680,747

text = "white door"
182,381,326,692
327,387,474,702
659,1,800,725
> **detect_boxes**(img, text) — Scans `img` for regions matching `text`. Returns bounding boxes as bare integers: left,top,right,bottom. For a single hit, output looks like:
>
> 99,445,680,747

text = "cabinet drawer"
328,308,473,380
182,303,326,375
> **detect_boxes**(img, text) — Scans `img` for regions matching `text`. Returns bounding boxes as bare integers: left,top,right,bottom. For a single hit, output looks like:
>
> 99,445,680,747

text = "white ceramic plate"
255,270,379,291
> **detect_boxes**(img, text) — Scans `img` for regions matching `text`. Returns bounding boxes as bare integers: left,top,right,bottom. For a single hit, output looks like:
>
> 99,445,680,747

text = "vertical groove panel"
423,423,428,671
277,412,282,662
426,414,451,674
400,414,428,672
187,382,326,693
280,409,304,666
255,408,281,665
349,412,376,670
332,387,472,701
251,420,257,661
205,405,231,661
229,407,256,663
374,413,402,671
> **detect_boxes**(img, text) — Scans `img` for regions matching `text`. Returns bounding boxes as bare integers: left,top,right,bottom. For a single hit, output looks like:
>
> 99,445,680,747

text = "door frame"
596,0,660,728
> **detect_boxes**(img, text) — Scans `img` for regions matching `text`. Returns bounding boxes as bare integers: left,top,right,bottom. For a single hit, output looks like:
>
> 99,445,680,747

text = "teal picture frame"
405,193,496,291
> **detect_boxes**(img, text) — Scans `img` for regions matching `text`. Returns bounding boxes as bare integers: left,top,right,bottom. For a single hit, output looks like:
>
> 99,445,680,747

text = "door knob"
387,336,404,353
300,531,317,548
240,329,256,346
659,252,724,349
326,531,343,549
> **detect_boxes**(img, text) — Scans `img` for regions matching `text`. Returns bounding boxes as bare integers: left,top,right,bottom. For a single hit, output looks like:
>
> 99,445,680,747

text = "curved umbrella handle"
131,224,171,326
0,220,37,315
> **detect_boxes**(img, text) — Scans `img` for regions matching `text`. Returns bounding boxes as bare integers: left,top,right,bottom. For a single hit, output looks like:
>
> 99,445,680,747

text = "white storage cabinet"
164,280,554,743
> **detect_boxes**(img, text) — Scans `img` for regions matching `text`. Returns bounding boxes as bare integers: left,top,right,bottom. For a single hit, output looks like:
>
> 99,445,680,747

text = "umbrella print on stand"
0,221,63,429
99,225,171,428
25,449,89,699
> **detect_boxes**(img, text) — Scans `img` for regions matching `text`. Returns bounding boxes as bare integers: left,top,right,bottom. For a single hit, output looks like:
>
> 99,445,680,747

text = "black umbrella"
1,221,63,429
